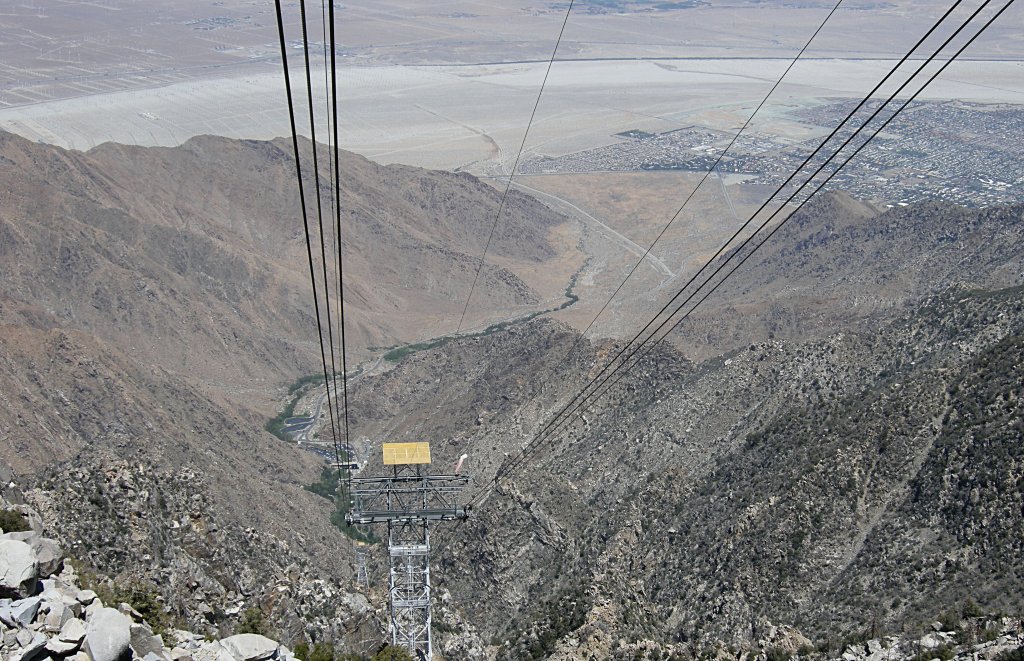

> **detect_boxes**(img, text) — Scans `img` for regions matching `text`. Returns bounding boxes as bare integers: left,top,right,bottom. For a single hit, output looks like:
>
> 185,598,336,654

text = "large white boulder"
0,539,38,598
84,606,133,661
220,633,280,661
0,532,62,578
7,596,42,627
60,616,88,644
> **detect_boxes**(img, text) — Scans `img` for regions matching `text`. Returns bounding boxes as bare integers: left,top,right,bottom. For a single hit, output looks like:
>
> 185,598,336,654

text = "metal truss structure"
348,461,468,661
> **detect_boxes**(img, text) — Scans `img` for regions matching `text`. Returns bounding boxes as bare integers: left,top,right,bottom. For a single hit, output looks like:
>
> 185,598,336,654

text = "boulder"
8,596,42,628
83,607,132,661
920,633,952,650
193,640,241,661
118,601,144,622
75,589,98,605
130,623,166,658
16,626,34,646
0,539,38,598
46,602,74,631
17,630,47,661
62,594,84,618
0,598,14,627
220,633,280,661
47,636,81,655
29,537,64,578
85,599,104,620
60,617,87,644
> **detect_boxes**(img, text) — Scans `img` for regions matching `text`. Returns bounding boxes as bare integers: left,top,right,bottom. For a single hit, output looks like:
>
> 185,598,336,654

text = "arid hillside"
0,130,580,408
333,195,1024,656
0,131,578,651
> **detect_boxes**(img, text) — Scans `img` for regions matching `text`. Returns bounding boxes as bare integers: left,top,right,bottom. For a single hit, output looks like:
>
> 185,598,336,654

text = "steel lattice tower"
347,443,468,660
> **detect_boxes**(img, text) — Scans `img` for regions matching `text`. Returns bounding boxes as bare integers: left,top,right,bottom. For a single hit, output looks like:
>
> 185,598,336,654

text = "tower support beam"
347,445,468,661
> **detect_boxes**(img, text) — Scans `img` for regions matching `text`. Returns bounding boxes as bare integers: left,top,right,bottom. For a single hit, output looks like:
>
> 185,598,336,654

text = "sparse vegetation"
265,389,307,441
497,584,591,661
0,508,30,532
306,463,378,544
911,644,956,661
765,647,793,661
237,607,271,636
74,565,179,639
994,647,1024,661
370,646,414,661
382,264,583,364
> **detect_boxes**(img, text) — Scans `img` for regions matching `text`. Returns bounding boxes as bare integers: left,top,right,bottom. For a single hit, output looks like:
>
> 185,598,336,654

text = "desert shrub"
0,508,30,532
912,644,956,661
237,607,270,636
371,646,413,661
309,642,336,661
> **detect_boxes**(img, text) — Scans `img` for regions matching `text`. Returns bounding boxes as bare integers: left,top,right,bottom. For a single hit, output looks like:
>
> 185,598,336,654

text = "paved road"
511,181,675,278
296,355,387,449
717,169,741,222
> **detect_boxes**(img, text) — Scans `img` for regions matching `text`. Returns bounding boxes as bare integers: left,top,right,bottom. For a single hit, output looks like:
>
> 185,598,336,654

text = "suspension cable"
496,0,990,483
274,0,340,450
470,0,1010,507
456,0,576,333
327,0,354,498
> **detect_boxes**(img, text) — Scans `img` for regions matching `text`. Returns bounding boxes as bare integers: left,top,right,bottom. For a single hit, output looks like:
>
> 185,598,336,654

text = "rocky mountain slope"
0,131,577,654
674,193,1024,357
3,124,1022,660
333,194,1024,657
0,130,577,404
4,447,1021,661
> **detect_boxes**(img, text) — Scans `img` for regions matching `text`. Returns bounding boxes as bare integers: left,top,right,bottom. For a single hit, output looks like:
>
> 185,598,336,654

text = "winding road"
511,181,675,278
295,355,387,448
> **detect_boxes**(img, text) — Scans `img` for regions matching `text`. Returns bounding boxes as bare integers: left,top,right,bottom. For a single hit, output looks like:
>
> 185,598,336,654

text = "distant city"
520,99,1024,208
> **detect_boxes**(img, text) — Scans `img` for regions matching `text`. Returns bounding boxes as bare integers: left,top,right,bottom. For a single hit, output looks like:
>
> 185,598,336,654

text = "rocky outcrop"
0,529,302,661
0,540,38,598
84,607,133,661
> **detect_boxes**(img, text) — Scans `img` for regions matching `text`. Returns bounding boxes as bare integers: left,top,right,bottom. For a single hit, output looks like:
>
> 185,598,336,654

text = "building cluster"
520,100,1023,208
520,125,728,174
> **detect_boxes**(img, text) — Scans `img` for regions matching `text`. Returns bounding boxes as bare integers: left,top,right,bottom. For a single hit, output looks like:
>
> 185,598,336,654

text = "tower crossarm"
347,474,469,525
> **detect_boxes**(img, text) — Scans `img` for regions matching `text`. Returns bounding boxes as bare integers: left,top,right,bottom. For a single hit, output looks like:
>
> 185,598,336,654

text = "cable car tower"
347,442,468,660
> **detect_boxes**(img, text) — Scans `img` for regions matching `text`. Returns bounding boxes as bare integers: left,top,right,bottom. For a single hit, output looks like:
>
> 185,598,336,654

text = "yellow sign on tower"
382,442,431,465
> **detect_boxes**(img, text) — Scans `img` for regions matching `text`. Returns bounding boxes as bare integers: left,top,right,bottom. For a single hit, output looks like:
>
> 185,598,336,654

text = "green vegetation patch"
383,265,582,365
306,464,378,544
72,563,181,639
293,642,412,661
266,374,324,441
237,607,273,637
0,508,30,532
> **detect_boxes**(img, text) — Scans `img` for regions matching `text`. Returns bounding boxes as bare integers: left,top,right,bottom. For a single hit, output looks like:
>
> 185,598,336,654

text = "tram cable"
464,0,1011,510
273,0,341,449
318,0,346,443
327,0,355,496
297,0,346,451
495,0,1008,488
456,0,576,333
